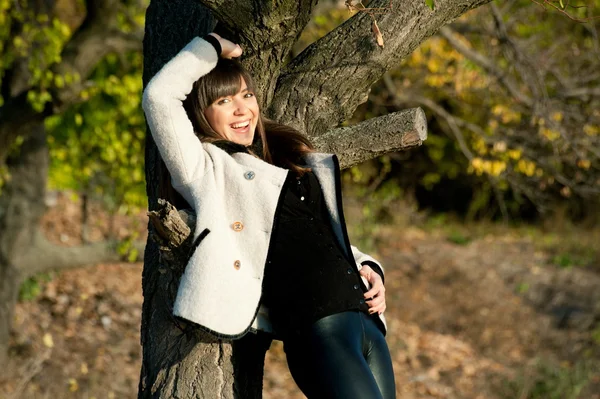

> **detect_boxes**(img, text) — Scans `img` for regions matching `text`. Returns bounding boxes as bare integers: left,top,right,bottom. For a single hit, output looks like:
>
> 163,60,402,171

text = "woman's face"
204,77,259,146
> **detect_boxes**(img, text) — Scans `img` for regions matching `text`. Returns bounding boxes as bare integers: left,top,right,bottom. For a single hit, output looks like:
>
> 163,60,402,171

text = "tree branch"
15,230,145,277
561,86,600,99
197,0,319,108
269,0,493,137
438,25,533,107
313,107,427,169
196,0,256,32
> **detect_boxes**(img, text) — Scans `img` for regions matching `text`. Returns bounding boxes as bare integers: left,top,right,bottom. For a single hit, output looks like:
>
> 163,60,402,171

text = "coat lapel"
304,153,347,257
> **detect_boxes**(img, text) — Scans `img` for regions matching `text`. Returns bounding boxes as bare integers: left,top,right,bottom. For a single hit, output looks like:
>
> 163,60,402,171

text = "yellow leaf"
490,161,506,176
540,127,560,141
372,19,384,48
577,159,591,170
583,124,598,136
43,333,54,348
68,378,78,392
551,111,563,122
507,149,522,160
81,362,89,375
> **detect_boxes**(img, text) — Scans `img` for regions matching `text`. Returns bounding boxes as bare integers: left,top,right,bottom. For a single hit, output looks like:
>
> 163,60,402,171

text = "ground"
1,192,599,398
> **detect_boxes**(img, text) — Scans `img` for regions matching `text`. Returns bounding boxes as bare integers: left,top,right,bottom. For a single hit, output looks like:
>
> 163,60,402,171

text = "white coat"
142,37,385,338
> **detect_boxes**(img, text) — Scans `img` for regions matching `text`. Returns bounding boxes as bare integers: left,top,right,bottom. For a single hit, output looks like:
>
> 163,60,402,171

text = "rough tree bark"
140,0,491,397
0,127,48,367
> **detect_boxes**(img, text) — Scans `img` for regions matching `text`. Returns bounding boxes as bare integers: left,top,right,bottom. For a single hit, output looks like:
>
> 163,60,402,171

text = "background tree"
139,0,491,397
354,0,600,221
0,0,146,367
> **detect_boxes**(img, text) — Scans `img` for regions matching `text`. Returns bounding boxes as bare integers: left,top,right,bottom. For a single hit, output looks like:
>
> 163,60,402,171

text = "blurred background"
0,0,599,398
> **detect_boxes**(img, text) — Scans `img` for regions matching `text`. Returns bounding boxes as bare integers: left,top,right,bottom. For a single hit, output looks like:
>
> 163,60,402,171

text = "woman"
143,32,396,399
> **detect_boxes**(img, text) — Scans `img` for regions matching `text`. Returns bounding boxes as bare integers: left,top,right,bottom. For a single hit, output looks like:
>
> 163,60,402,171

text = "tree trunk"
0,125,49,367
139,1,268,398
0,256,20,367
0,0,145,365
138,0,491,396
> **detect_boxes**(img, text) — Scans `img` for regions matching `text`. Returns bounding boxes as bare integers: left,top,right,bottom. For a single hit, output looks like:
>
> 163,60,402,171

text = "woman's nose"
233,99,248,115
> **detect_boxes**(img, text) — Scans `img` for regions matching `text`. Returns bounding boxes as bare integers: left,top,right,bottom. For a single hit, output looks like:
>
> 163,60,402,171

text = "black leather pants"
283,311,396,399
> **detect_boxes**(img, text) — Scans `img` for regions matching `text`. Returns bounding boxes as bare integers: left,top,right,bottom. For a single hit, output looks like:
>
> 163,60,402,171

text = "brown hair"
159,58,314,208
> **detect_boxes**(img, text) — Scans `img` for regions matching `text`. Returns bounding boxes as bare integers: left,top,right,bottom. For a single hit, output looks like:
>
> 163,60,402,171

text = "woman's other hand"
360,265,386,315
208,33,242,58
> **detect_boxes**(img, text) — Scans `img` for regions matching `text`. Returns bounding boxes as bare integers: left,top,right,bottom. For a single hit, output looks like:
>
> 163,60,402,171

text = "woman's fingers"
208,33,242,58
223,44,242,59
359,264,386,314
369,303,386,315
363,279,384,299
367,294,385,308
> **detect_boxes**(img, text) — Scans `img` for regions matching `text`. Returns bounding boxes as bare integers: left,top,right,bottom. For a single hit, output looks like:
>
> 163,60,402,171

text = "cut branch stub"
147,199,194,247
147,199,197,268
313,107,428,169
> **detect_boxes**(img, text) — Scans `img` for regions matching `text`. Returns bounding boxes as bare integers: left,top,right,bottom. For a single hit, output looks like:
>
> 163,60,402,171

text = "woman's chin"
231,133,254,146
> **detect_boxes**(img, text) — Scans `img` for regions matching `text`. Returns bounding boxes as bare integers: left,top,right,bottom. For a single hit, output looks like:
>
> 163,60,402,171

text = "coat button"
353,284,359,290
232,221,244,232
244,171,255,180
347,268,353,275
234,260,241,270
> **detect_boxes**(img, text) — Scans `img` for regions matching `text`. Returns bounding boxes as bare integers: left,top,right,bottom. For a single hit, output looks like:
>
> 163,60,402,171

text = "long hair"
159,58,314,208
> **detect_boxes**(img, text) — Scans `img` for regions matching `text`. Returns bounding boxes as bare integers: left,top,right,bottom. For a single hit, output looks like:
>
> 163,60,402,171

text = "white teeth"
231,121,250,129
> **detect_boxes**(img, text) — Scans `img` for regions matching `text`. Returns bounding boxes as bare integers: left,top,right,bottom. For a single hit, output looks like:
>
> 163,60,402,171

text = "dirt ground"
1,193,599,398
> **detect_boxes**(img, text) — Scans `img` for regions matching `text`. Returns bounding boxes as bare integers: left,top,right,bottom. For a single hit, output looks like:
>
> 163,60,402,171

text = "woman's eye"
244,92,255,98
217,98,231,105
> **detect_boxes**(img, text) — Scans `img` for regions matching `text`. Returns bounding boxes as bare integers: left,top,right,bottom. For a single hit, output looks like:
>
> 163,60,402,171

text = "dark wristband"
203,35,222,56
361,261,385,284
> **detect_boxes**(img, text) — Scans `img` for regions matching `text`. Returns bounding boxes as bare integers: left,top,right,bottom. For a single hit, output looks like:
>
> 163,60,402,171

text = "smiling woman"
142,32,396,399
203,78,258,146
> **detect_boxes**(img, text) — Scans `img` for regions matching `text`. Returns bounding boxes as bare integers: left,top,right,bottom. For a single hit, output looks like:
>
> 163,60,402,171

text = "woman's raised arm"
142,37,218,187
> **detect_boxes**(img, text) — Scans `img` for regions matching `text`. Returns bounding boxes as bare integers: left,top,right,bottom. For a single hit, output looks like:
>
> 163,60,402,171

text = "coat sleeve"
142,37,218,187
351,245,385,284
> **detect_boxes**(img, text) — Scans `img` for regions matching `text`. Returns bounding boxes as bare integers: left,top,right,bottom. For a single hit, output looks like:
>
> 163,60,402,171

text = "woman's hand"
208,33,242,59
360,265,386,315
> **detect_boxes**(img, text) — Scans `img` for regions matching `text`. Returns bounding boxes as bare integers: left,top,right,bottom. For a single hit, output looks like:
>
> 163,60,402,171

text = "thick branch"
199,0,319,108
15,230,145,277
196,0,256,32
269,0,493,137
313,108,427,169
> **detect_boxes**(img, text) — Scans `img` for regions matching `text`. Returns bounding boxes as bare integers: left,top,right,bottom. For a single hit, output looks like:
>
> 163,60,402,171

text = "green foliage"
19,273,53,301
551,250,595,269
516,282,530,294
425,0,435,11
0,0,73,110
117,231,141,263
45,47,147,213
446,230,471,245
592,326,600,345
1,1,148,216
502,359,596,399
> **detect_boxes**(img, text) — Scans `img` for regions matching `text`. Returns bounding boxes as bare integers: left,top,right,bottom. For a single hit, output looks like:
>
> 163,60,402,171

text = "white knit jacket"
142,37,386,338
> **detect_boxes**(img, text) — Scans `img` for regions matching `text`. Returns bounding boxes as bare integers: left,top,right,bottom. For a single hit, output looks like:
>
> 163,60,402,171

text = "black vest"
261,171,373,339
